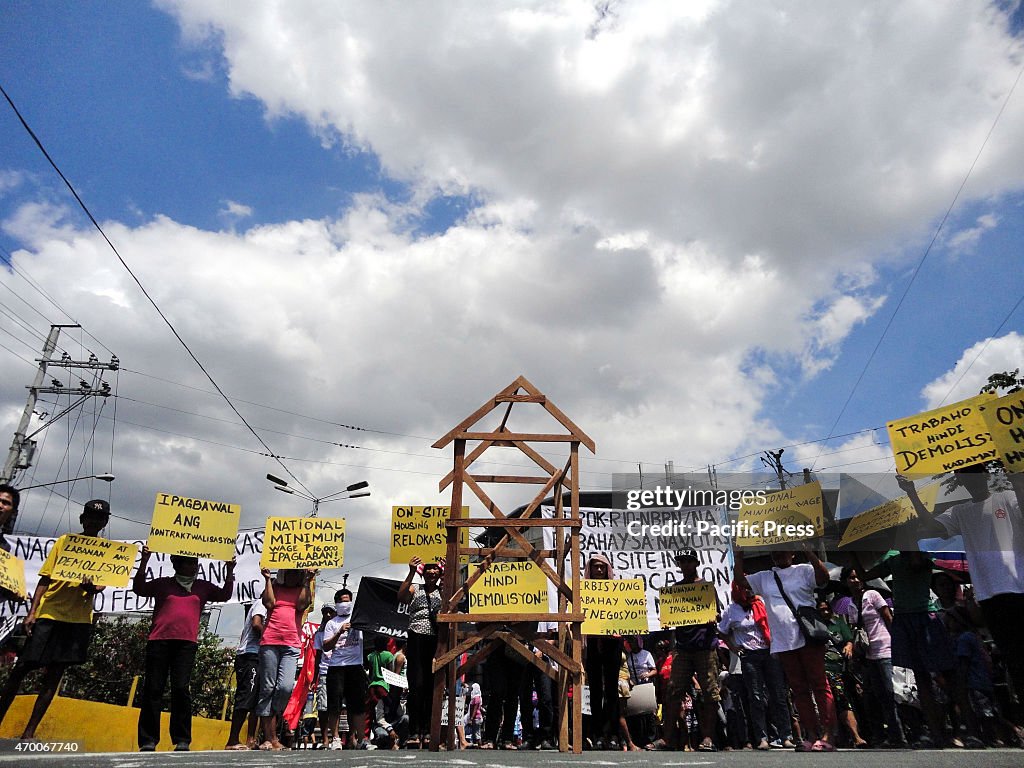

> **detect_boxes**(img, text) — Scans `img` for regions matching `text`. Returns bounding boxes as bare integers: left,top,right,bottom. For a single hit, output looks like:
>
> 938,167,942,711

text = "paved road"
0,743,1022,768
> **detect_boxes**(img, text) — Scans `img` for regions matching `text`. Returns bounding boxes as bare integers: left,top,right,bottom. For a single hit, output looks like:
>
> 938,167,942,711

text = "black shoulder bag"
772,570,829,645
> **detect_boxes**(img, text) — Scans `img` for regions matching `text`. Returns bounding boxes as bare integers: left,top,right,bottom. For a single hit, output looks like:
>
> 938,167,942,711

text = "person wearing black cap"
661,549,721,752
0,498,111,739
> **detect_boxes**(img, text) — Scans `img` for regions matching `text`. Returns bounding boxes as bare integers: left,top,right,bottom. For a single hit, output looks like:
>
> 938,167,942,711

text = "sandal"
479,742,495,750
811,740,836,752
258,742,275,751
697,741,716,752
224,744,250,751
645,739,670,751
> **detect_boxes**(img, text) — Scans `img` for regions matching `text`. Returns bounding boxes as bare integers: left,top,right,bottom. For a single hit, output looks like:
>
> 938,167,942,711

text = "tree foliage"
1,614,234,719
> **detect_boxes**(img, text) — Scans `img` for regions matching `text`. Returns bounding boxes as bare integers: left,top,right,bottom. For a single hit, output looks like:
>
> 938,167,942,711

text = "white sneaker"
359,740,378,750
329,737,344,751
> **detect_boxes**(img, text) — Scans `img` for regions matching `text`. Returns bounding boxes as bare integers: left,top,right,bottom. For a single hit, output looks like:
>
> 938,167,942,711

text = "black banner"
351,576,410,638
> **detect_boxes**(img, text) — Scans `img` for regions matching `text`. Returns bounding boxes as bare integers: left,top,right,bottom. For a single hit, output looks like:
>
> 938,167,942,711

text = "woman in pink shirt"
842,566,905,747
257,567,313,750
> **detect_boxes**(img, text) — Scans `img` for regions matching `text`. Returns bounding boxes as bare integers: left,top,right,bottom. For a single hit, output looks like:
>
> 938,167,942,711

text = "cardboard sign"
979,391,1024,472
382,668,408,690
838,482,940,548
389,506,468,563
439,691,466,726
47,534,138,588
659,581,717,628
580,578,648,635
887,393,997,474
734,482,823,547
147,492,240,560
260,518,345,569
469,560,548,614
0,549,27,599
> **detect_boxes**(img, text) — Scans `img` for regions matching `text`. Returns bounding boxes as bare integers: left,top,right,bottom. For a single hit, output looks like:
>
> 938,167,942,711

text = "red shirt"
135,578,229,642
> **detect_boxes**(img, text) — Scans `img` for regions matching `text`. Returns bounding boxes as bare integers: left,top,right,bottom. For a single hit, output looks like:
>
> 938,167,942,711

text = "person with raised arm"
0,499,110,741
256,567,314,750
397,556,442,748
898,465,1024,713
133,546,235,751
734,543,835,752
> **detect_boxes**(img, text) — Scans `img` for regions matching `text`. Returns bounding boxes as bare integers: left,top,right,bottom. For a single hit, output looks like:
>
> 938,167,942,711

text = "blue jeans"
741,649,792,742
257,645,300,717
863,657,903,743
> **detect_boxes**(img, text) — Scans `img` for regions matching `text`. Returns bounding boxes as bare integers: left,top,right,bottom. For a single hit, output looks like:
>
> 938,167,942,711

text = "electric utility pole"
1,324,118,485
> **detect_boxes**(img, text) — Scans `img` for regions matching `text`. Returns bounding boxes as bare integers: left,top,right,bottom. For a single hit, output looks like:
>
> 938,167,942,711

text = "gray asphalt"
0,743,1023,768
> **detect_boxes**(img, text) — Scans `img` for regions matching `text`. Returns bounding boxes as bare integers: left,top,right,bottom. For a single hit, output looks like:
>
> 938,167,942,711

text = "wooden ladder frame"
428,375,594,753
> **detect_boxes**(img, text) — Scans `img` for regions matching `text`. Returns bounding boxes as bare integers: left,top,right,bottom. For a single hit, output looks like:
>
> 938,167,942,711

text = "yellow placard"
469,560,548,614
390,506,469,563
979,391,1024,473
148,492,240,560
659,581,717,628
260,517,345,569
48,534,138,588
0,548,27,598
887,393,997,474
734,481,823,547
581,578,648,635
838,482,940,548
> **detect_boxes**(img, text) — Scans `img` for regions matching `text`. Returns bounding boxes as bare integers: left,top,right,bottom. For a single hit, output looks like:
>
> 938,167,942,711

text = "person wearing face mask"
397,556,443,748
257,567,314,750
322,588,373,750
132,546,236,751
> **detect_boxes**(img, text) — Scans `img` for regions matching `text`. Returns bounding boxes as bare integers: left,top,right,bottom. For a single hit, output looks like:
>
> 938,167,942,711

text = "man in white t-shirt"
322,588,372,750
735,545,835,752
901,465,1024,701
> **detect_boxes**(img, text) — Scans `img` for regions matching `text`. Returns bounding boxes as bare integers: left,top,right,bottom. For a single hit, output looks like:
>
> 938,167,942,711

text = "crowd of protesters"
0,460,1021,752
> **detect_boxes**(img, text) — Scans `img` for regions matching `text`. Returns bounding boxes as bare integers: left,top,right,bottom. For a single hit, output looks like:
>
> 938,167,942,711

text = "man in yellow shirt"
0,499,110,739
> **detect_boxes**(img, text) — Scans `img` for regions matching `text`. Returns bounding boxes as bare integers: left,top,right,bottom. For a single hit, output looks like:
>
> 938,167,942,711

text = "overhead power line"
0,82,312,499
808,56,1024,470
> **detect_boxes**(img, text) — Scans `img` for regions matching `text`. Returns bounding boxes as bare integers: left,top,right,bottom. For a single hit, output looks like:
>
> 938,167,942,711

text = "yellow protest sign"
659,581,717,628
260,518,345,569
48,534,138,587
581,578,648,635
887,393,996,475
979,391,1024,473
148,492,240,560
838,482,940,548
734,481,823,547
0,548,27,598
469,560,548,614
390,506,469,563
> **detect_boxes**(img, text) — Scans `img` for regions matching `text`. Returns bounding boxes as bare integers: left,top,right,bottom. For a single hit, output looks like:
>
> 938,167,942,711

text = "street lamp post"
265,474,369,516
18,473,115,491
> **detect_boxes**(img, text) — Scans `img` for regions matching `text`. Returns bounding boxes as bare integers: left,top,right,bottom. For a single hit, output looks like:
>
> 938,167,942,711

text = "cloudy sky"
3,1,1024,629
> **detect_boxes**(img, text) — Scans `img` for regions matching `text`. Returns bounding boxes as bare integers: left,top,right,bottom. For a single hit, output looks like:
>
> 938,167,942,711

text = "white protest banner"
0,530,266,620
543,506,733,632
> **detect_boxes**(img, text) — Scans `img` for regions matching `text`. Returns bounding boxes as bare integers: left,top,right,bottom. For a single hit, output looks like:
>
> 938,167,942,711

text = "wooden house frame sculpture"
429,376,595,752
